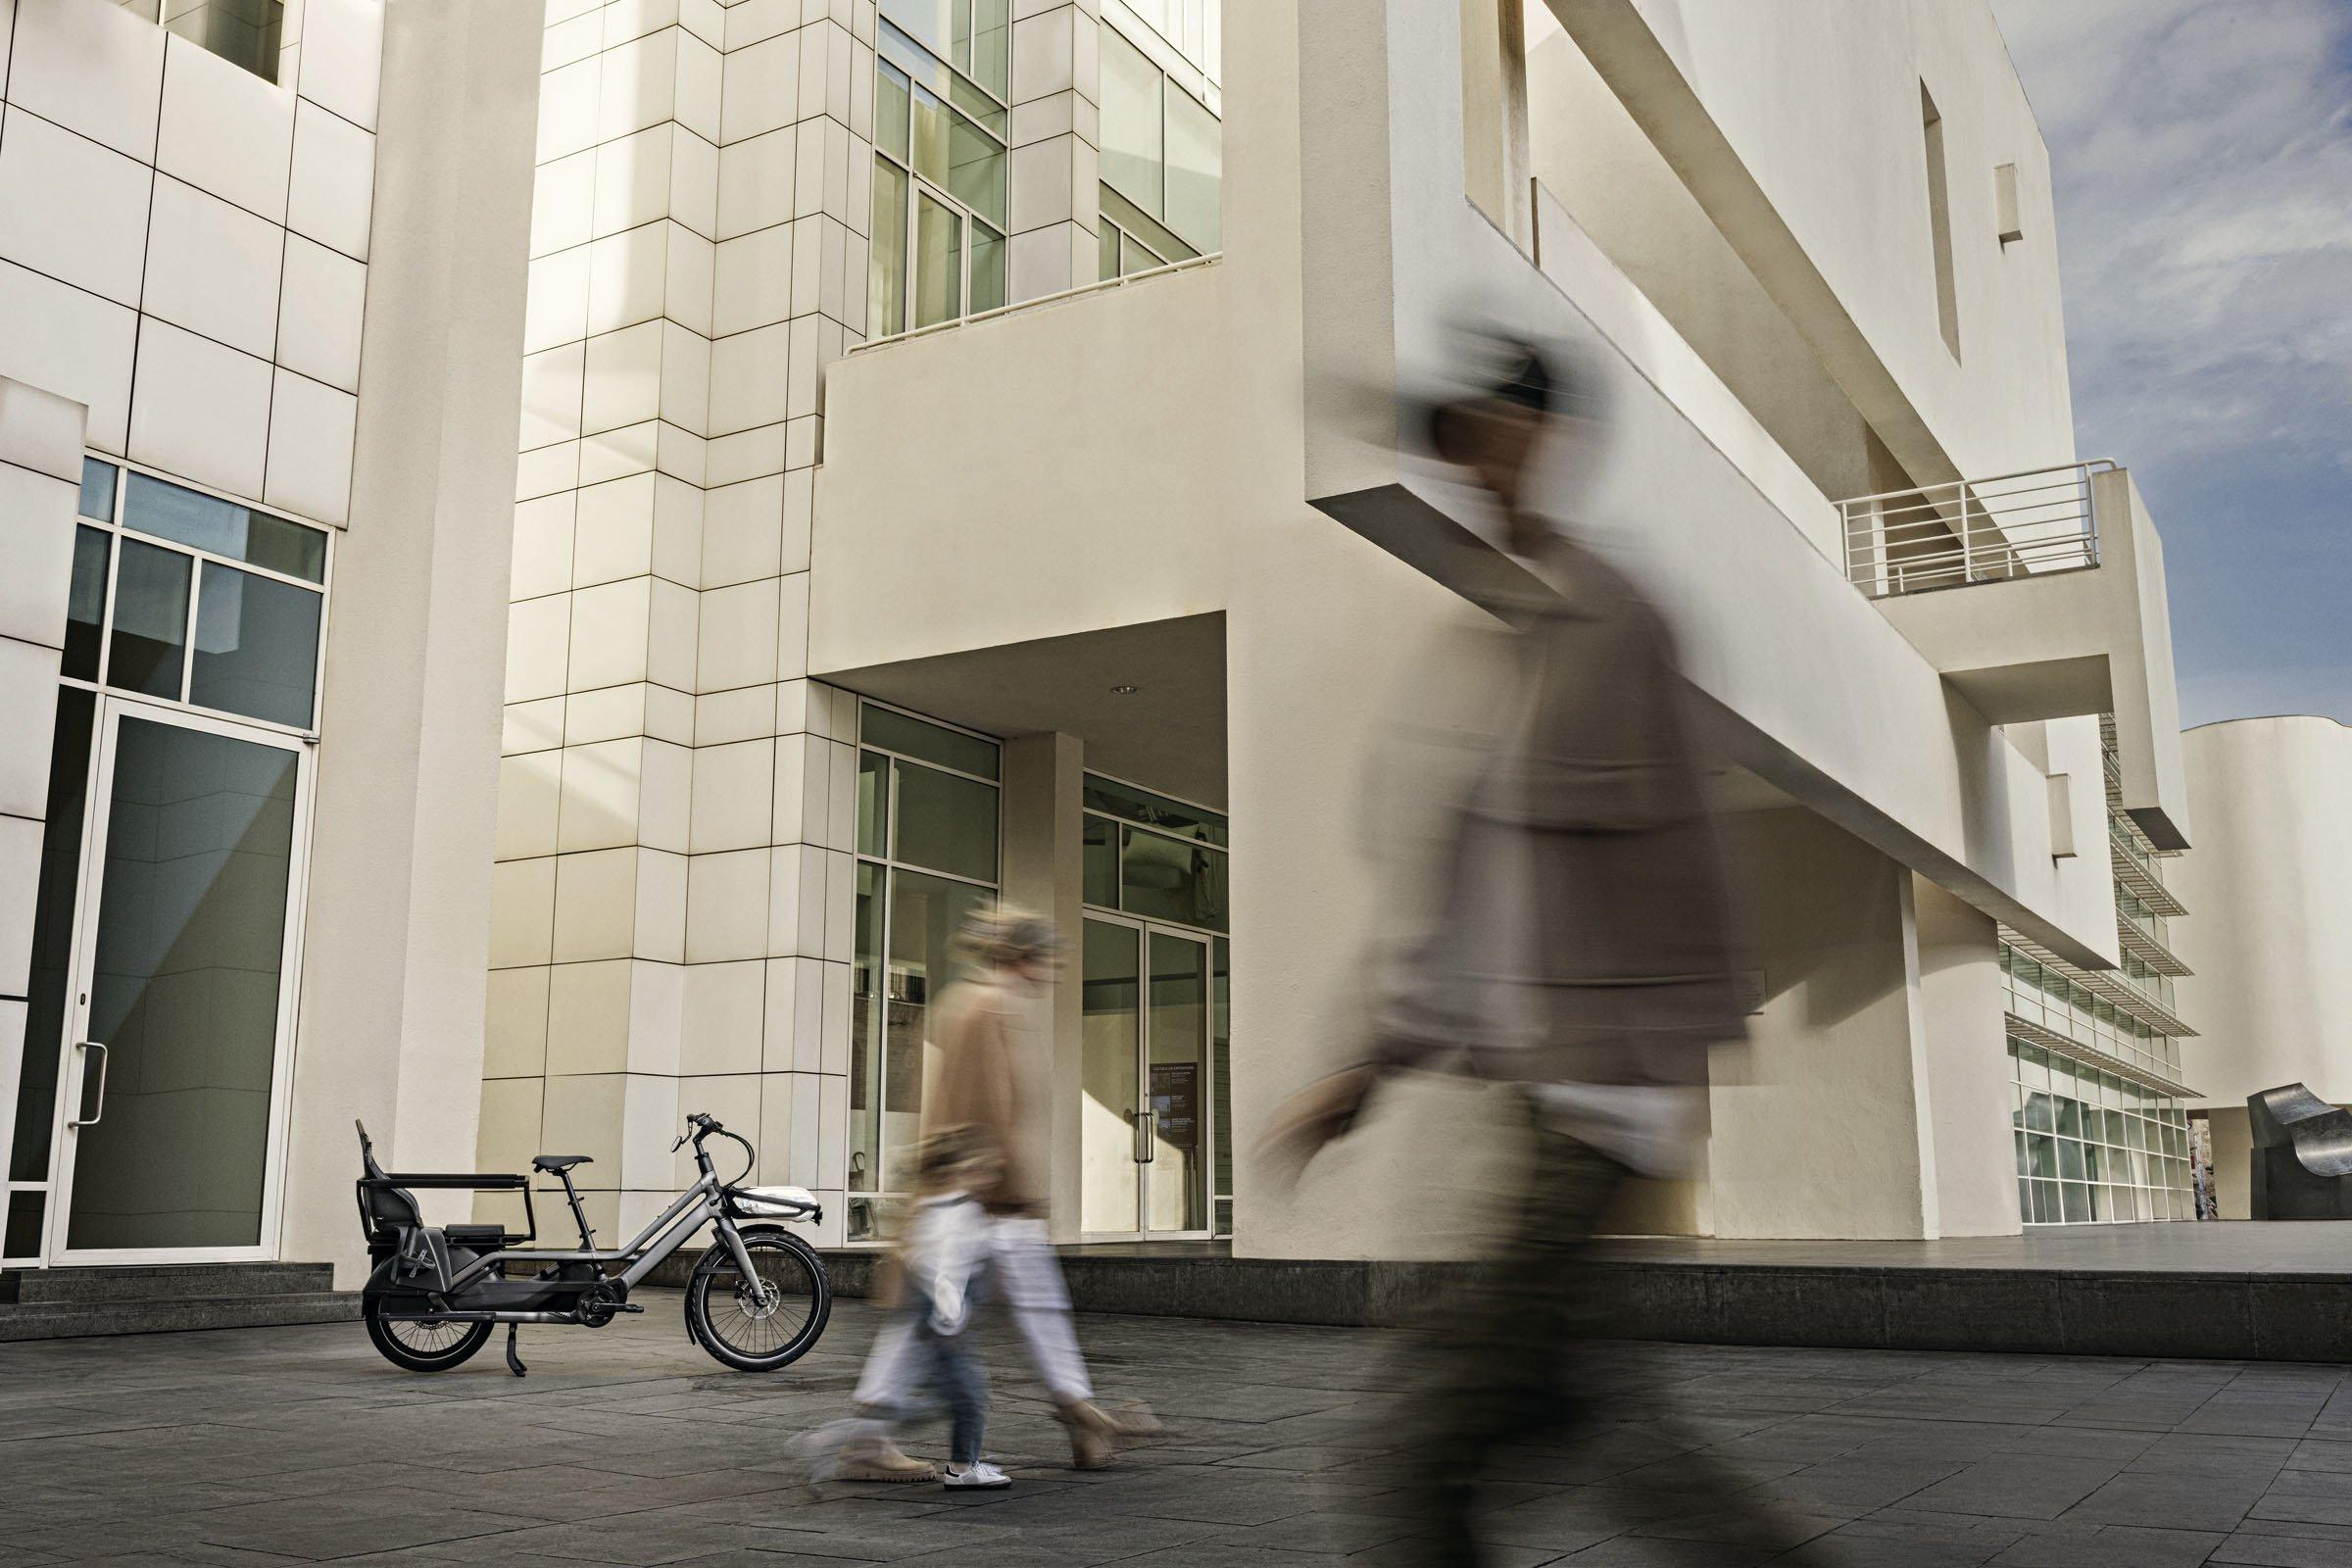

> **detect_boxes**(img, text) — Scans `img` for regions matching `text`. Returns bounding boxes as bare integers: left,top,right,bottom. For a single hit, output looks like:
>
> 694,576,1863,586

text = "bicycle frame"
371,1137,786,1323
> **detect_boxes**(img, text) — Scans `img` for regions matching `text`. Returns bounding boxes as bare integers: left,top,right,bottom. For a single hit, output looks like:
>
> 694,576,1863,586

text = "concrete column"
1002,731,1086,1240
1915,873,2021,1236
0,379,88,1251
1007,0,1101,300
286,0,540,1281
1708,808,1939,1240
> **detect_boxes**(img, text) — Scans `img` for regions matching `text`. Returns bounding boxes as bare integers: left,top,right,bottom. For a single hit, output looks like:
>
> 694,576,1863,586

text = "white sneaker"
941,1461,1011,1490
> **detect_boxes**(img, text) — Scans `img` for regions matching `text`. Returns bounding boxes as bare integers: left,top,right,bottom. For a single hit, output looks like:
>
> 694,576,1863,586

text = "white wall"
1559,0,2076,489
2174,717,2352,1112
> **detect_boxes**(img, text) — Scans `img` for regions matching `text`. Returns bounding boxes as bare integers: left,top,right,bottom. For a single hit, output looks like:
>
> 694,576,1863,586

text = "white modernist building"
0,0,2233,1288
2173,717,2352,1218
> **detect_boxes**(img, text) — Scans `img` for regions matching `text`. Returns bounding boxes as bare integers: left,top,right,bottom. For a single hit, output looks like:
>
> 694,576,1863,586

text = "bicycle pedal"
615,1302,646,1313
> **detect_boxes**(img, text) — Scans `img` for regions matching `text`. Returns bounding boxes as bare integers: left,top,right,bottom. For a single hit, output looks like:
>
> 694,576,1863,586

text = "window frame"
66,457,334,741
868,27,1011,339
846,698,1005,1244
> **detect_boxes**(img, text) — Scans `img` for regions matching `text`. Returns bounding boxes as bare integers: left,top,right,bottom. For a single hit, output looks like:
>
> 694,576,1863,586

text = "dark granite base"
0,1262,357,1342
681,1239,2352,1362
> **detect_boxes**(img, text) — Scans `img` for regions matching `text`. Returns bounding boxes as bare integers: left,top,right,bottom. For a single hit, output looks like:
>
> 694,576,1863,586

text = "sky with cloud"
1986,0,2352,727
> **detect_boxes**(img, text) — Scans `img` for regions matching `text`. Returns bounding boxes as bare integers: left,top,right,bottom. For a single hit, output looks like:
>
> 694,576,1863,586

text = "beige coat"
914,971,1050,1217
1380,535,1745,1090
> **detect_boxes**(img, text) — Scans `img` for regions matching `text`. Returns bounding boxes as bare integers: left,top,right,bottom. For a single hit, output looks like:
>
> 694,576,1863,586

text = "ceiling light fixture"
1109,684,1140,695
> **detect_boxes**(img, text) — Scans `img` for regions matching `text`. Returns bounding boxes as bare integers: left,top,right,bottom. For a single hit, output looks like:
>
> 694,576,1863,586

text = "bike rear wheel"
686,1226,829,1371
365,1296,492,1372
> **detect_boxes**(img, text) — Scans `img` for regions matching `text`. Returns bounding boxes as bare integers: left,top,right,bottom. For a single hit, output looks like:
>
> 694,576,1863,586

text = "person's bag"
906,1192,989,1337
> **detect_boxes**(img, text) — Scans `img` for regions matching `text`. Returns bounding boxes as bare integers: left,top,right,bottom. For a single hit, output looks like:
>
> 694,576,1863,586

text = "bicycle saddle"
532,1153,592,1173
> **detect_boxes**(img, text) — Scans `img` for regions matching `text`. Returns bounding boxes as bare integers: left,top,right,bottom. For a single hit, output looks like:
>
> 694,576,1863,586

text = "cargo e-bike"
355,1111,829,1376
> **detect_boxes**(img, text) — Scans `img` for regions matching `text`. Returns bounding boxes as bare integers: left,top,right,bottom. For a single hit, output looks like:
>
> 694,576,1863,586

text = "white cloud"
1990,0,2352,725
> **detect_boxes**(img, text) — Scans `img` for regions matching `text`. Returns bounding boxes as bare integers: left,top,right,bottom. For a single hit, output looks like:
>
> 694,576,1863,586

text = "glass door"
1079,916,1212,1240
1144,930,1209,1235
1080,918,1142,1235
46,698,312,1263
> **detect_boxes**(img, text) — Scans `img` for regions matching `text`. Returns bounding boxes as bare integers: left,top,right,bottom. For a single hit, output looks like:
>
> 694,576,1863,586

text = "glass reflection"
68,717,298,1250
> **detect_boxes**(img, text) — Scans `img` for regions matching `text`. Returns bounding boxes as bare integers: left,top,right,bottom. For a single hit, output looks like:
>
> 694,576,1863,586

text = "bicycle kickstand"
505,1323,527,1378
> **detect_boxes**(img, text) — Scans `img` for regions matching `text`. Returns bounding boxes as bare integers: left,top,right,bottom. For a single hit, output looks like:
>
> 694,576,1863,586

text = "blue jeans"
880,1269,990,1466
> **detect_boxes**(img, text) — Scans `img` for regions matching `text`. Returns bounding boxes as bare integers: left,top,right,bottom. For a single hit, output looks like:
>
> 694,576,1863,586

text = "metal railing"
1838,460,2113,598
846,252,1222,358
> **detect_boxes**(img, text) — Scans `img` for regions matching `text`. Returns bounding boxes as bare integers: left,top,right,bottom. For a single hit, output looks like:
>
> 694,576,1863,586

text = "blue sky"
1987,0,2352,727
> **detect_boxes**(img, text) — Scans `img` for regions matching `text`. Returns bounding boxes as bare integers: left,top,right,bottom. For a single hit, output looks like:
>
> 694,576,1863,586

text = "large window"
1098,22,1222,278
66,459,329,733
112,0,285,85
848,702,1002,1242
869,20,1009,336
1082,773,1228,933
2010,1040,2194,1224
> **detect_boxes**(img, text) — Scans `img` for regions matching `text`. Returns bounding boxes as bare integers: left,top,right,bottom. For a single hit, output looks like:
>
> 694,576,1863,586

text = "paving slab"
7,1288,2352,1563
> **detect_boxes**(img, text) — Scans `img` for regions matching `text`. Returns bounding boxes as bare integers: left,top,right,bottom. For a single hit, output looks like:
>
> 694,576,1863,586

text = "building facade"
2173,716,2352,1218
0,0,2236,1288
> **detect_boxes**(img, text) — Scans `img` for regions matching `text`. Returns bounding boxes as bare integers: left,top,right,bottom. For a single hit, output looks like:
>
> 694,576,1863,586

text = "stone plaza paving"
10,1292,2352,1565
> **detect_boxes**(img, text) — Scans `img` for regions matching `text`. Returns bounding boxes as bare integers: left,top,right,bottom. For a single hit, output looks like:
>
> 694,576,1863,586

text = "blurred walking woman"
833,908,1151,1484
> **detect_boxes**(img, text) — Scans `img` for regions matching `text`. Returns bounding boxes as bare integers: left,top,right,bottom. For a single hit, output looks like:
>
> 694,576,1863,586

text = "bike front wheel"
686,1225,829,1371
364,1296,492,1372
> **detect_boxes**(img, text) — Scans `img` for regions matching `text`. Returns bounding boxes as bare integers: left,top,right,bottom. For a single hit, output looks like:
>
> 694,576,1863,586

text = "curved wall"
2174,715,2352,1113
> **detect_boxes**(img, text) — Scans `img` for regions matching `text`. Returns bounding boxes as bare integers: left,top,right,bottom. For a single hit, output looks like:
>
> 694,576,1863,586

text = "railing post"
1959,490,1976,582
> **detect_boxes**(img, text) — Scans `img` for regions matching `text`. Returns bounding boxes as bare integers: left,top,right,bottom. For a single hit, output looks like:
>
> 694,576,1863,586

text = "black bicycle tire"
685,1226,830,1372
363,1295,492,1372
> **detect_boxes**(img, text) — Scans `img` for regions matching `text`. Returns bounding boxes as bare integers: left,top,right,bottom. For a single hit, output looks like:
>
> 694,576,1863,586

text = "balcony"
1841,463,2106,599
1836,463,2190,852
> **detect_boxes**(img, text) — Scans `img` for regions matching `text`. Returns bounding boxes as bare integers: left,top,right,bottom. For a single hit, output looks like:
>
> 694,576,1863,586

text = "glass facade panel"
1083,814,1120,907
850,702,1001,1239
2008,1037,2192,1225
970,222,1006,315
1084,775,1228,845
879,868,992,1193
892,760,997,883
107,539,190,699
190,564,321,728
1120,826,1228,932
876,61,911,160
1100,220,1121,283
1164,84,1221,252
64,526,110,683
857,747,890,858
1100,24,1163,217
971,0,1009,96
912,191,962,328
78,458,117,521
849,860,885,1206
1212,935,1232,1237
862,705,1000,778
122,470,326,582
910,83,952,186
869,157,909,338
948,111,1005,226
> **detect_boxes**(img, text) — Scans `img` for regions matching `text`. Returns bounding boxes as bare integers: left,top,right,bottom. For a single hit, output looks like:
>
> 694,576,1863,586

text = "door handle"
70,1041,109,1128
1134,1107,1155,1164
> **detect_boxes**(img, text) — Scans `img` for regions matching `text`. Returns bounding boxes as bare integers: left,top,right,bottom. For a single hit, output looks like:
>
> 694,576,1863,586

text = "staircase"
0,1262,357,1342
